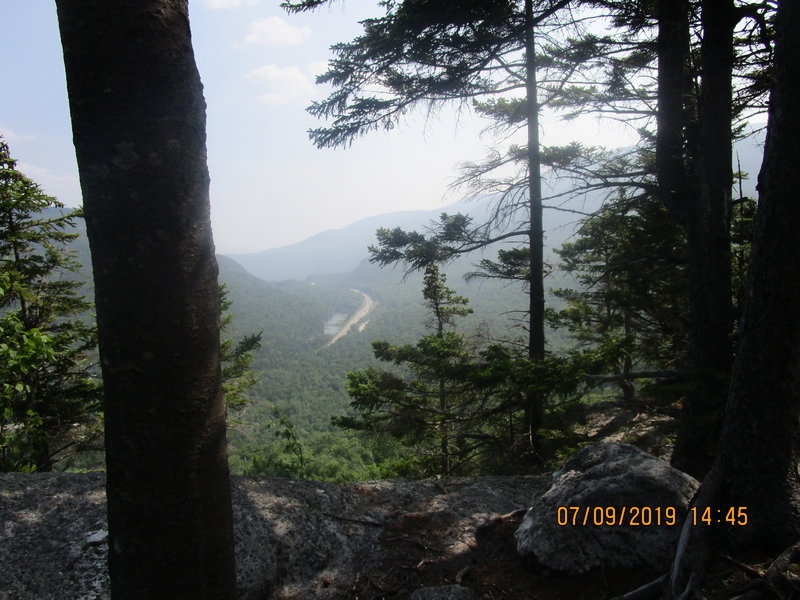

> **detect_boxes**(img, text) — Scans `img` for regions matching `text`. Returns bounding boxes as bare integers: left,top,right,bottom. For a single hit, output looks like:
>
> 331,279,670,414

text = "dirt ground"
336,399,796,600
342,509,664,600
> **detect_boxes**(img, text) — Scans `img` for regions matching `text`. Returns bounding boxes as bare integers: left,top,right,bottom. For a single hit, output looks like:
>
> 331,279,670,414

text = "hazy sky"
1,0,638,254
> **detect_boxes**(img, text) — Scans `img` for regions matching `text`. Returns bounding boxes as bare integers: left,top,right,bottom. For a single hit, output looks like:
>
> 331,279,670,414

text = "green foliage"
422,263,473,330
467,247,531,283
370,211,535,290
473,97,528,126
289,0,527,149
236,426,392,483
0,304,52,472
219,284,262,410
730,195,757,315
334,265,551,476
547,183,757,402
369,215,475,272
238,406,308,478
0,137,102,472
549,190,689,390
538,1,774,128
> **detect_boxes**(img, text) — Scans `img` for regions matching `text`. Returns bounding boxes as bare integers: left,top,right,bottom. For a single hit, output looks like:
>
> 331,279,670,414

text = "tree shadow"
0,472,109,600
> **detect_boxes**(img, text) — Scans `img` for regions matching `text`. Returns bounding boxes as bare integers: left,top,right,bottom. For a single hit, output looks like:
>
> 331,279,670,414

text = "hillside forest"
3,0,799,598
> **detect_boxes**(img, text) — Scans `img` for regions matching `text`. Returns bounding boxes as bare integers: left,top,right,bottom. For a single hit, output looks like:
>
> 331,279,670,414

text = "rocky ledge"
1,443,700,600
0,473,547,600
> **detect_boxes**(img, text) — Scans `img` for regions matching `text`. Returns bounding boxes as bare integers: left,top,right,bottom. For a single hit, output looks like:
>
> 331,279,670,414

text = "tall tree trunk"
671,0,736,478
524,0,546,449
669,8,800,595
56,2,237,598
657,0,735,478
711,0,800,547
440,376,450,476
655,0,691,225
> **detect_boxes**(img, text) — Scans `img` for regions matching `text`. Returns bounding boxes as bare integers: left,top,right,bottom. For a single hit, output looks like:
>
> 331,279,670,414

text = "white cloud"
204,0,260,9
17,162,78,187
306,60,329,78
246,64,317,106
0,126,36,144
16,162,81,205
237,16,311,47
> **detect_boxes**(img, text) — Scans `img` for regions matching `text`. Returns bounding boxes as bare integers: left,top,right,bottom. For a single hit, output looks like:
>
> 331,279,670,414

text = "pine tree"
334,265,536,476
336,265,471,475
285,0,578,450
667,2,800,595
549,191,689,400
219,284,262,410
0,137,102,472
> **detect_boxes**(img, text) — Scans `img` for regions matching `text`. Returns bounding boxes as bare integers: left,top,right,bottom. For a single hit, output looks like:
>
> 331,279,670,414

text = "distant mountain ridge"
227,207,437,282
226,195,565,282
228,130,764,284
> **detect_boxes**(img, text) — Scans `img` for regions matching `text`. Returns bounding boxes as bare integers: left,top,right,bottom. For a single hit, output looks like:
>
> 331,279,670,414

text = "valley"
324,289,376,346
218,244,533,481
55,144,763,480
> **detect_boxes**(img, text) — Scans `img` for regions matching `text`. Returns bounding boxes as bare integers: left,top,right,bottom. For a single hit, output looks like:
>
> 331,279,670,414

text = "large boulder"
515,443,699,573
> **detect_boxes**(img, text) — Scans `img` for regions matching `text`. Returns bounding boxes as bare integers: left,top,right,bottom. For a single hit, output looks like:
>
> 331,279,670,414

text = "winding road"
325,289,376,347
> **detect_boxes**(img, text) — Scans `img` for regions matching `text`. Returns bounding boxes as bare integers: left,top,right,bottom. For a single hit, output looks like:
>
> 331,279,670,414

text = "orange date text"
556,505,678,527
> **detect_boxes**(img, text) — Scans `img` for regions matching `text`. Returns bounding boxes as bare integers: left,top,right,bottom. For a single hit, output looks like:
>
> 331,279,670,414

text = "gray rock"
409,584,478,600
0,473,546,599
0,472,109,600
515,443,699,573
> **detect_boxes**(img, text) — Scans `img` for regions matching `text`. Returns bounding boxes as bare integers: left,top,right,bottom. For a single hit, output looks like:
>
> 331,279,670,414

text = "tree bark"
670,0,736,479
524,0,546,448
657,0,736,478
711,0,800,548
655,0,691,226
668,7,800,594
56,2,237,598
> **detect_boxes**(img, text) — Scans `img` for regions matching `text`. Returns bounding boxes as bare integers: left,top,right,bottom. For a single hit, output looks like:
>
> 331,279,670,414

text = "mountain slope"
225,193,571,282
46,130,766,480
228,208,435,281
231,128,765,284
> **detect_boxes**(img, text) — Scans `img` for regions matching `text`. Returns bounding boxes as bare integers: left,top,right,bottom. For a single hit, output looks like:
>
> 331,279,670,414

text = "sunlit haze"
1,0,639,254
